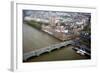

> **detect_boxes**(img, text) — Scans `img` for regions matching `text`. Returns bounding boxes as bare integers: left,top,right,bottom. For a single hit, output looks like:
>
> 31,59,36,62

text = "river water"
23,24,89,62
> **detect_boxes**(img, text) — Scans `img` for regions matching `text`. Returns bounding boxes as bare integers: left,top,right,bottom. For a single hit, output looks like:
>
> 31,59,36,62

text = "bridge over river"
23,40,73,61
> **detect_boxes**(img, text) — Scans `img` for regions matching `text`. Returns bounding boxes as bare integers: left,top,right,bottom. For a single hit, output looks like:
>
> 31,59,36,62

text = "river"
23,24,89,62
